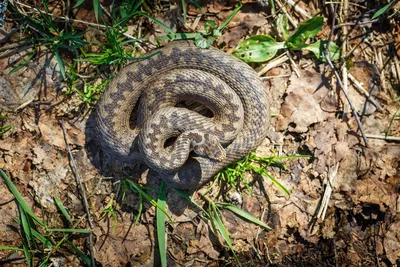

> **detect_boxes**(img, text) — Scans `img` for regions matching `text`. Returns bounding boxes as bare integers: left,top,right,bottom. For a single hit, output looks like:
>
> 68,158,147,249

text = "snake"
95,40,270,190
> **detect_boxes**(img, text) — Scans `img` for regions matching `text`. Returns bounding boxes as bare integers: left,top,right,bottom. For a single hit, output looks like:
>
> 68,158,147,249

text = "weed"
0,169,91,266
100,194,119,233
372,0,397,19
233,15,341,63
69,78,112,106
10,1,88,79
386,97,400,136
0,114,11,135
213,152,309,196
158,2,242,48
117,151,307,266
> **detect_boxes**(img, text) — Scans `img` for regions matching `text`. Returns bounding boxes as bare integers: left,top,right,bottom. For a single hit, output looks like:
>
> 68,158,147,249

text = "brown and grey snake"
95,41,270,189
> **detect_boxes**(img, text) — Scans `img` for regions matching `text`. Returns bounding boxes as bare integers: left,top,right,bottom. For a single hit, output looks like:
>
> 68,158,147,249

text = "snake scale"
95,41,270,189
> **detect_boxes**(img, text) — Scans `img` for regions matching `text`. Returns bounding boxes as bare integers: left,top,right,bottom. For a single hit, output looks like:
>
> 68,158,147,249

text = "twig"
286,51,300,78
286,0,312,19
365,134,400,141
325,4,369,147
317,162,339,220
348,73,385,112
275,0,298,28
12,1,106,28
261,74,291,80
10,1,138,41
257,54,289,77
340,0,350,114
0,41,32,52
333,20,378,29
59,120,96,267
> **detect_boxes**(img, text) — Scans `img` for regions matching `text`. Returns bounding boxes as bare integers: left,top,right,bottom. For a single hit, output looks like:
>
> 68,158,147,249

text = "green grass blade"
386,107,400,136
0,246,25,251
0,169,45,227
210,203,241,266
21,241,33,267
127,181,173,223
93,0,101,22
54,197,72,224
137,11,174,33
217,2,242,31
173,189,210,218
218,203,271,230
65,240,92,266
17,205,34,267
0,124,12,135
156,182,167,267
157,32,199,40
46,228,91,234
263,171,290,196
18,205,33,248
14,218,53,249
73,0,86,8
372,1,395,19
9,53,35,74
181,0,187,24
53,48,66,79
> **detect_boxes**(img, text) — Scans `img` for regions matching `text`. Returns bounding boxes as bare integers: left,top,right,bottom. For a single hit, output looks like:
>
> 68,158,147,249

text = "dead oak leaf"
39,118,84,149
276,71,331,132
383,220,400,264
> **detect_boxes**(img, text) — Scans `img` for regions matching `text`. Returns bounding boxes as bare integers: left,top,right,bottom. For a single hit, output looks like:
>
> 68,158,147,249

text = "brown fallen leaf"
276,71,331,133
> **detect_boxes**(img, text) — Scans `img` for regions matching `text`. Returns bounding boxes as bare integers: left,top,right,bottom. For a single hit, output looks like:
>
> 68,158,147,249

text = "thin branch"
60,120,96,267
348,73,385,112
365,134,400,142
325,4,369,147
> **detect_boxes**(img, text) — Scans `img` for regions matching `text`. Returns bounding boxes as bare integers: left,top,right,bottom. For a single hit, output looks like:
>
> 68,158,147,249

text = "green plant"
76,0,172,69
233,15,341,63
100,194,119,233
174,189,271,267
69,78,112,106
10,1,88,79
0,114,11,135
121,180,172,267
372,0,397,19
386,97,400,136
158,2,243,48
73,0,101,22
214,152,309,196
0,169,91,266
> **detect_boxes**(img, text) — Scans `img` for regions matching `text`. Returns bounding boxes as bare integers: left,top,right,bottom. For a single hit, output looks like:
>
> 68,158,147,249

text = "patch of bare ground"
0,0,399,266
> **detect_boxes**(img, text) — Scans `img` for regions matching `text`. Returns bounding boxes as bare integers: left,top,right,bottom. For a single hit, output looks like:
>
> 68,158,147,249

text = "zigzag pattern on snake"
95,41,270,189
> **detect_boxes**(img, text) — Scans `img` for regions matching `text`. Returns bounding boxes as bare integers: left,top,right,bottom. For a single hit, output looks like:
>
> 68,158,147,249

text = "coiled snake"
95,41,270,189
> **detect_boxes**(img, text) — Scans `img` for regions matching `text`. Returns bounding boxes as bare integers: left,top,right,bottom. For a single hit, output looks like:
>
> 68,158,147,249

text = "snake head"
191,132,226,162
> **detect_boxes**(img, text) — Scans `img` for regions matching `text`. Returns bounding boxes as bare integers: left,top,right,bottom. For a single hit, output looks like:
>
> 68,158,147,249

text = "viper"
95,41,270,189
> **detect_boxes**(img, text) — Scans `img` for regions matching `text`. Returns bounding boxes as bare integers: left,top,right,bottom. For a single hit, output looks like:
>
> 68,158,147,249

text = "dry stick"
13,0,149,45
347,73,385,112
275,0,298,28
365,134,400,142
257,54,289,77
317,162,339,220
60,121,96,267
286,0,312,19
12,0,108,28
325,5,369,147
333,20,378,29
341,0,350,114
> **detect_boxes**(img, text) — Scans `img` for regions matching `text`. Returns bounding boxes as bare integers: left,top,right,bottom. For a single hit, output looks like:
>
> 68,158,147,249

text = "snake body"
95,41,270,189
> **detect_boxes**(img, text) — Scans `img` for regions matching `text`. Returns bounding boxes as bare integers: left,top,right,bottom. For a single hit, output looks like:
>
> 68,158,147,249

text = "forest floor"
0,0,400,266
